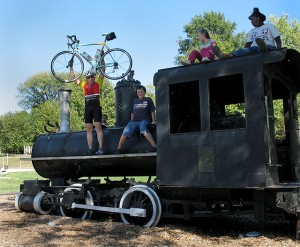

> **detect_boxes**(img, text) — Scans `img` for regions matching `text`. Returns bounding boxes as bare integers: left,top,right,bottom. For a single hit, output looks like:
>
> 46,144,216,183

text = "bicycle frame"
68,40,112,73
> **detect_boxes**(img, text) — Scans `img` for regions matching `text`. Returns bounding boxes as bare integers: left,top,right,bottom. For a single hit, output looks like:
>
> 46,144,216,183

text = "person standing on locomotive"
213,7,282,59
70,61,105,156
115,85,157,154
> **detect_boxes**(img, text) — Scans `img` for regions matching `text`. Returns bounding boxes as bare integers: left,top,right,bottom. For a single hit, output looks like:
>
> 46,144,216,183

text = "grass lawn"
0,171,152,193
0,171,43,193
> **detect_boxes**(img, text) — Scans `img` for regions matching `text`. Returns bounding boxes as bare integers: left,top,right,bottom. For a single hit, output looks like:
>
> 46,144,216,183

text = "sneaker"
256,38,268,52
95,148,104,155
83,149,93,156
201,57,210,62
115,149,122,155
181,60,192,66
213,46,226,59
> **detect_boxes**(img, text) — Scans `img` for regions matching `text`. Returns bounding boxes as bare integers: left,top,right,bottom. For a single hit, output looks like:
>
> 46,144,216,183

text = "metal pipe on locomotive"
16,49,300,239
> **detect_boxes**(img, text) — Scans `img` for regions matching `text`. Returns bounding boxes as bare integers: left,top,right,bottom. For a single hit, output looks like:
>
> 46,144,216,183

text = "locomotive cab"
154,48,300,188
154,49,300,234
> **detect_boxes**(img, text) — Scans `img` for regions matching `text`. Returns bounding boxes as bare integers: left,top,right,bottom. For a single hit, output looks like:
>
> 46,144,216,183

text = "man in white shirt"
213,8,282,59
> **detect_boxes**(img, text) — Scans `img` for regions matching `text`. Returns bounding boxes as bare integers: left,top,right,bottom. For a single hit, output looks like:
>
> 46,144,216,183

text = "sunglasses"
86,75,95,79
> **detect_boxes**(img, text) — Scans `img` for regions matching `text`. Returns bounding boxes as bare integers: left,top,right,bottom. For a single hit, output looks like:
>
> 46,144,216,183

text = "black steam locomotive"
15,49,300,238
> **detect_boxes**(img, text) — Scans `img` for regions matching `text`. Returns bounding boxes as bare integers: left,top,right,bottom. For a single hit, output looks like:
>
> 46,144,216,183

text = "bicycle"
50,32,133,82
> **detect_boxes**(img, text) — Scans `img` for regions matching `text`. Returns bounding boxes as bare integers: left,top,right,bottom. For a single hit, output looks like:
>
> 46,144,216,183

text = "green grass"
0,171,43,193
0,171,152,193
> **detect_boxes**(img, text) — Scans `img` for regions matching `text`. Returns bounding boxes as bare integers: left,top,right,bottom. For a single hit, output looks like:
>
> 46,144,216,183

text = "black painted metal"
32,127,157,180
154,49,300,188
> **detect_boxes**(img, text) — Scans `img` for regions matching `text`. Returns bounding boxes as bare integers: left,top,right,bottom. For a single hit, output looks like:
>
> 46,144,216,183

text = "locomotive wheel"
15,192,24,211
59,184,94,220
119,185,161,227
33,191,53,215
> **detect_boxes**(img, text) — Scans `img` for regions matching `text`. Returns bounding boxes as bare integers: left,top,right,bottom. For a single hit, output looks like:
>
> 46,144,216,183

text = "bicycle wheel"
99,48,132,80
51,51,84,83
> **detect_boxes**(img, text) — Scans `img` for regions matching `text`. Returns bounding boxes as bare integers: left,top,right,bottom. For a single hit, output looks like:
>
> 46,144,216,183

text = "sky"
0,0,300,115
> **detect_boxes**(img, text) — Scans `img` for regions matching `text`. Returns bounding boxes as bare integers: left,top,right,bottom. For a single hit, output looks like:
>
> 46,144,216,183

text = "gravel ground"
0,194,299,247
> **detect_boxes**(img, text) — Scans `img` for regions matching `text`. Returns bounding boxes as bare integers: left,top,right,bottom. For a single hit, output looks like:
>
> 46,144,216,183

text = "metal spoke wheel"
59,184,93,220
119,185,161,227
99,48,132,80
33,191,53,215
15,192,24,211
51,51,84,83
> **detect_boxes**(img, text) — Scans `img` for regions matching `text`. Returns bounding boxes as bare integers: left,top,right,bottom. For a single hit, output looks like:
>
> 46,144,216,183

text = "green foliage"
101,79,116,126
17,72,61,109
225,103,246,116
146,84,156,103
176,11,246,64
0,111,34,153
269,13,300,51
273,100,286,139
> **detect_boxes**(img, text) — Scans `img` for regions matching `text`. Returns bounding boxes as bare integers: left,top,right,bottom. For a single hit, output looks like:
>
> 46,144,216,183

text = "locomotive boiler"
15,49,300,238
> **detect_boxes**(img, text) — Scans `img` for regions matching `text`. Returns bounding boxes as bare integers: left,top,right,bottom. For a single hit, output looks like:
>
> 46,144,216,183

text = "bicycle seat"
103,32,116,41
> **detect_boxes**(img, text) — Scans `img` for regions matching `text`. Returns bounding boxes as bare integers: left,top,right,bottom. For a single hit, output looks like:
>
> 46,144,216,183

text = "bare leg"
94,122,103,148
117,135,128,149
143,133,157,147
86,123,93,149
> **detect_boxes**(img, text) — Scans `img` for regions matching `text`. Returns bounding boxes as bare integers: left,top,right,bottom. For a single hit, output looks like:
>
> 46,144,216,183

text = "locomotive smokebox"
115,71,141,127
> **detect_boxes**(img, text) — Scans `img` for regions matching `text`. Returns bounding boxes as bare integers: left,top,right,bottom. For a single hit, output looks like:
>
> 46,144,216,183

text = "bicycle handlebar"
67,35,80,49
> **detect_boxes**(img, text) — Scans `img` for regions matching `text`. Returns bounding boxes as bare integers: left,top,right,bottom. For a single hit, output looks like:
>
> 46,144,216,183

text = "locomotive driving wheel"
59,184,94,220
119,185,161,227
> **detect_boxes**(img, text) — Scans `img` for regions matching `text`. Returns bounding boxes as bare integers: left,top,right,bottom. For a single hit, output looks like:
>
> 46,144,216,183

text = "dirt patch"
0,194,299,246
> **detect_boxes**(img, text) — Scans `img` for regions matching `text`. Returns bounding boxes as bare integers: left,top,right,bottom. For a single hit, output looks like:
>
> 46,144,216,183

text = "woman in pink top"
181,28,216,65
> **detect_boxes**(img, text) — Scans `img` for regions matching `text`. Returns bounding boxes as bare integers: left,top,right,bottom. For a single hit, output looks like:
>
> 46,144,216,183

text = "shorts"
85,104,102,124
122,120,150,137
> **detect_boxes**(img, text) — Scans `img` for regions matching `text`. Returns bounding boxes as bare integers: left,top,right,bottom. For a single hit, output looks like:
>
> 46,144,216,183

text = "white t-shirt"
247,23,280,47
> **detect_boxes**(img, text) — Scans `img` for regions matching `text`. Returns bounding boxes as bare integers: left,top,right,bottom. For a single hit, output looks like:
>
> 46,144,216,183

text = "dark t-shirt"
132,97,155,122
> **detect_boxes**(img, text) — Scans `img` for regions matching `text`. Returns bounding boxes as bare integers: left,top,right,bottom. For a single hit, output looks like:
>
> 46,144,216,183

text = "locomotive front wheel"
119,185,161,227
59,184,94,220
15,192,24,211
33,191,53,215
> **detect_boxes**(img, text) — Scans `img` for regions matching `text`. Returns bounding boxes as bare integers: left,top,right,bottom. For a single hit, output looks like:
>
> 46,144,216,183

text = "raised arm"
99,48,105,78
70,63,80,85
275,36,282,49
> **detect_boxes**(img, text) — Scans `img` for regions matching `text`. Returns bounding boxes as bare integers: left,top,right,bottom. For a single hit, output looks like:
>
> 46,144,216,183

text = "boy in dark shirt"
115,85,157,154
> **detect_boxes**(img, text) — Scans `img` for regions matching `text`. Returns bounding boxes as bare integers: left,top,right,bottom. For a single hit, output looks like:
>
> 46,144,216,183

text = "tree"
0,111,34,153
176,11,246,64
100,79,116,126
17,72,62,109
30,100,85,138
146,84,156,103
269,13,300,51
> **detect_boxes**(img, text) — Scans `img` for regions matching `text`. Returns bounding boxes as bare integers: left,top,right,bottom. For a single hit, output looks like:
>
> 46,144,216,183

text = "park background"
0,0,300,154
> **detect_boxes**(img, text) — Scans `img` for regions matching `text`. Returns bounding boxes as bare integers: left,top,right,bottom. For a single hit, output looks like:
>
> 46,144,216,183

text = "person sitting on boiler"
115,85,157,154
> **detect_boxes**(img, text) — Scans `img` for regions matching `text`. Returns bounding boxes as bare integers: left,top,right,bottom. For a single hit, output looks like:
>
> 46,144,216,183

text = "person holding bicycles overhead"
70,59,105,156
